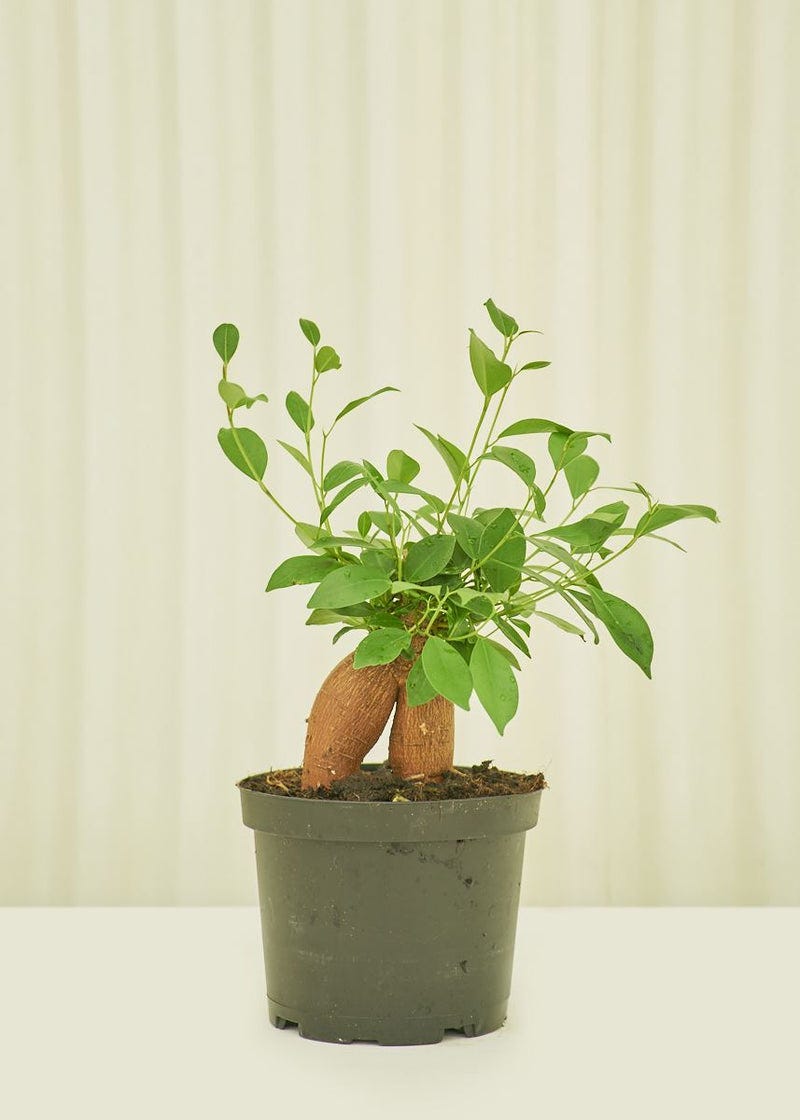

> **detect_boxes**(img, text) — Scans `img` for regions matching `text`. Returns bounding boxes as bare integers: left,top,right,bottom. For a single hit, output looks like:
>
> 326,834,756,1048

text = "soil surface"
239,760,546,802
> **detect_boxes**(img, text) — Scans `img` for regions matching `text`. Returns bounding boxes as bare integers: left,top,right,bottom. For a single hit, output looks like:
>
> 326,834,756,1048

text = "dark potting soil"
239,761,546,802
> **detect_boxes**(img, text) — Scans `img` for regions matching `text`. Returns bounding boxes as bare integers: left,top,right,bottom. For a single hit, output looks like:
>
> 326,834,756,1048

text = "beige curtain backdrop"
1,0,798,907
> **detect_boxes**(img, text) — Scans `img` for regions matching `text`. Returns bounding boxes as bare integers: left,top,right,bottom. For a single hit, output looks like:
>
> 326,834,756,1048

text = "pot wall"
241,777,542,1045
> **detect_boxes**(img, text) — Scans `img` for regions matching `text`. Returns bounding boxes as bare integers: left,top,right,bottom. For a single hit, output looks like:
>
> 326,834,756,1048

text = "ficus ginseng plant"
213,300,718,789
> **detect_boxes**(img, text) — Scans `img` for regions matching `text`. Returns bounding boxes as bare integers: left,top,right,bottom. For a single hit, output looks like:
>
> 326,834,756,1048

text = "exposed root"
388,683,455,779
301,640,455,789
301,652,399,789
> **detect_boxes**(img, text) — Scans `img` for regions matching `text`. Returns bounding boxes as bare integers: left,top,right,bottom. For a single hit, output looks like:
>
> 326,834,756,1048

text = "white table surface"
1,907,797,1119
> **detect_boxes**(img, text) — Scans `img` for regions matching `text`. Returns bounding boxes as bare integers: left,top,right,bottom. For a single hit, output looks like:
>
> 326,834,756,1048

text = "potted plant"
213,300,717,1045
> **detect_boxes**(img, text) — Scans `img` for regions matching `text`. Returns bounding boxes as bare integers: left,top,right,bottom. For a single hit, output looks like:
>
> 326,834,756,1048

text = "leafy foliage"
217,427,267,480
213,303,718,737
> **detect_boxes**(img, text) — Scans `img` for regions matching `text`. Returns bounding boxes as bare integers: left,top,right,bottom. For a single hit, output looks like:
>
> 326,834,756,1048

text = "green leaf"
498,417,572,439
577,587,654,677
454,590,494,619
386,449,420,484
293,530,359,555
404,535,456,582
218,380,246,408
421,636,472,709
213,323,239,363
447,543,471,573
277,440,313,477
405,655,437,708
306,608,355,627
266,555,340,591
488,445,537,488
517,360,551,372
332,625,367,644
506,614,530,637
569,429,612,442
360,459,384,488
531,484,547,519
559,593,600,644
323,460,363,491
416,506,441,528
381,480,447,511
367,509,400,536
299,318,320,346
448,616,473,640
315,345,341,373
534,611,586,640
334,386,398,424
357,511,372,538
470,637,519,734
483,638,522,671
361,548,396,575
319,477,368,523
549,431,588,469
565,454,600,499
353,627,412,668
242,393,268,408
611,527,687,552
466,599,494,621
635,503,719,537
391,580,441,594
469,330,513,397
415,425,468,486
295,521,323,548
305,536,362,553
526,539,599,585
437,435,468,479
217,427,267,480
433,573,463,593
218,380,267,410
285,390,313,432
366,611,407,627
495,616,531,658
308,566,392,609
541,501,629,553
528,570,601,643
484,298,518,338
447,513,485,559
477,509,526,592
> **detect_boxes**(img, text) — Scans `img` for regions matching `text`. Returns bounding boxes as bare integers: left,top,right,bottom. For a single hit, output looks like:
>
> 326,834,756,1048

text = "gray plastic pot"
239,766,542,1046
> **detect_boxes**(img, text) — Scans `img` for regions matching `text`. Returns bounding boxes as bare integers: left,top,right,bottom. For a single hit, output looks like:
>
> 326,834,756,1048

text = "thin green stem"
523,537,637,608
463,491,536,576
319,429,330,497
304,350,330,525
557,491,589,526
410,492,535,641
420,588,456,636
383,499,404,579
453,336,514,516
221,360,299,525
440,396,490,523
226,406,299,525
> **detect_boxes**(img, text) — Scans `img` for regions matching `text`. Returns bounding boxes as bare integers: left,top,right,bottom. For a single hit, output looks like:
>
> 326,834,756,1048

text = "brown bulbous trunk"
301,640,456,791
387,648,455,778
301,652,398,789
388,686,455,779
